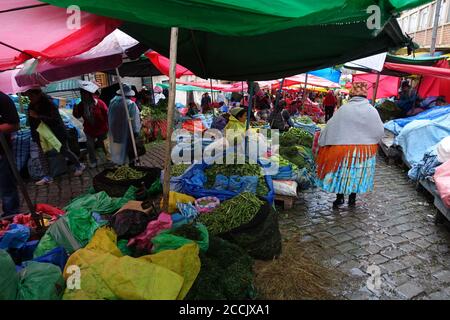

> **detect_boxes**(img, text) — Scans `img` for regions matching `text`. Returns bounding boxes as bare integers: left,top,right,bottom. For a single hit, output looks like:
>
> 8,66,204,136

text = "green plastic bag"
66,208,102,247
0,250,19,300
64,186,137,215
33,233,59,258
17,262,65,300
117,239,133,256
147,178,162,196
152,223,209,253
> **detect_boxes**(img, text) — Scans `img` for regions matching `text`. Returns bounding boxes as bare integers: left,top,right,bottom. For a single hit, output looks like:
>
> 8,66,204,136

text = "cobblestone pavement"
279,158,450,300
4,143,450,300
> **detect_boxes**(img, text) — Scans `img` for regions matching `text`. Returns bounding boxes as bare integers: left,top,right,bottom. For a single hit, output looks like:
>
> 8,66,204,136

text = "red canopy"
384,62,450,80
145,51,193,78
271,74,340,89
0,0,121,71
176,80,248,92
352,73,400,99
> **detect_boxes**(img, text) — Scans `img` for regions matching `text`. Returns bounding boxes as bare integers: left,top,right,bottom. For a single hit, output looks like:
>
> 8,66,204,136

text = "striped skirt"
315,144,378,195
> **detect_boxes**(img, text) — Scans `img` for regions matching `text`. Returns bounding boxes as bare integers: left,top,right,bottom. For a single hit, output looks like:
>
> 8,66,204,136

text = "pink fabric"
0,0,121,71
352,73,400,99
145,51,194,78
127,212,172,253
434,160,450,208
418,60,450,103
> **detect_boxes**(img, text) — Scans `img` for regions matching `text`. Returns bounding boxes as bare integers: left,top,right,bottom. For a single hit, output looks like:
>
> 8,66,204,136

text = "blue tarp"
309,68,341,84
397,113,450,165
384,105,450,135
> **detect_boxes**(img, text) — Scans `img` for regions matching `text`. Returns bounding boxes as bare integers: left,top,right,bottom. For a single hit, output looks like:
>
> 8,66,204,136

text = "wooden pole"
302,73,309,103
209,79,214,102
149,75,155,105
162,27,179,212
274,78,285,108
115,68,139,164
372,72,381,105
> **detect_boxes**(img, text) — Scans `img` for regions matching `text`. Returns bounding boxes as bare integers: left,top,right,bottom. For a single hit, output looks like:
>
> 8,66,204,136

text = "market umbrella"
40,0,422,80
0,0,121,71
145,51,194,78
14,30,139,87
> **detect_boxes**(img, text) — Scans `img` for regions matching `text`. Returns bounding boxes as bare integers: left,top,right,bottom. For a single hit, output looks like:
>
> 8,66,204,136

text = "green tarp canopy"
41,0,431,80
385,53,448,66
156,83,219,92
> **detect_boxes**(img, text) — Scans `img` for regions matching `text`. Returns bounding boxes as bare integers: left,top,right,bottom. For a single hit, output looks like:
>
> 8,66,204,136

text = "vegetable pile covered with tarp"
152,223,209,253
63,228,200,300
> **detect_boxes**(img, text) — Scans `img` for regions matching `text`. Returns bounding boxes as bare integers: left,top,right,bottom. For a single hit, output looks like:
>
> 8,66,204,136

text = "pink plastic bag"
434,160,450,208
127,212,172,253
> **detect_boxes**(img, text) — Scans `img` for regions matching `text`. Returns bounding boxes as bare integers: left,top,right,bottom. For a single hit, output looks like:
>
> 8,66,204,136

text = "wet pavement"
3,142,450,300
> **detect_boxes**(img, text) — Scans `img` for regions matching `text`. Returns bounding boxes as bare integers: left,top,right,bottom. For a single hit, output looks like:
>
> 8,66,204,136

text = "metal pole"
245,81,254,153
274,78,285,109
431,0,443,56
302,73,309,103
149,75,155,105
115,68,139,164
162,27,179,212
0,133,42,228
209,79,214,102
372,72,381,104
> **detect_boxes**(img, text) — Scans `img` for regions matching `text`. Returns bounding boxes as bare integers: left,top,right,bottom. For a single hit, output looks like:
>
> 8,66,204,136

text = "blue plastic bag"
0,224,30,250
177,202,199,220
239,176,258,193
187,169,207,187
213,174,229,191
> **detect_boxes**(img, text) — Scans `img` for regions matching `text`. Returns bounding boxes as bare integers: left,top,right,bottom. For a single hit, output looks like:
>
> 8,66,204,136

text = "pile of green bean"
197,192,263,236
171,163,190,177
106,166,146,181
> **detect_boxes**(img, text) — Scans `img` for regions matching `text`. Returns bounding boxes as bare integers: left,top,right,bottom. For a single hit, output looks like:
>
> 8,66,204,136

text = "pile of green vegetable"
185,236,255,300
106,166,146,181
295,115,314,124
204,163,269,196
141,105,166,121
280,128,313,148
171,223,202,241
170,163,190,177
197,192,263,236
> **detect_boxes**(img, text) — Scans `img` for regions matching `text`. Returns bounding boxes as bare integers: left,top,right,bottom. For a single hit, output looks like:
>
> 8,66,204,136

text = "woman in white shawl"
315,82,384,208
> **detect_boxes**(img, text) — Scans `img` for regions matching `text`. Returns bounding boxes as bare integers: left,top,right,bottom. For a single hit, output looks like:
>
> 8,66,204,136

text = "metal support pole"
431,0,443,56
149,76,155,105
274,78,285,109
372,72,381,104
302,73,309,103
0,133,42,228
209,79,214,102
115,68,139,164
162,27,179,212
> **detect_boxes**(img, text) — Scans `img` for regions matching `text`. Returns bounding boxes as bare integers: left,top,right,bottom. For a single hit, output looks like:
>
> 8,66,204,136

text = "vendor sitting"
396,80,420,115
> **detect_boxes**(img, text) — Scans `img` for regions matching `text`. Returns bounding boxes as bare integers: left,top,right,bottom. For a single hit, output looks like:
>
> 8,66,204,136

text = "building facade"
398,0,450,51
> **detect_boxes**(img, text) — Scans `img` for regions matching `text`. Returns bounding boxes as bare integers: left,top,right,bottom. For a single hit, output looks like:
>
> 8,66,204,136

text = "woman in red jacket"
323,90,337,123
73,81,109,168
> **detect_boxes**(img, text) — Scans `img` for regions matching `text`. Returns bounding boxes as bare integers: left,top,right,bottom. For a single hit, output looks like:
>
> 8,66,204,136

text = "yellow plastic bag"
63,227,200,300
140,243,200,300
161,191,195,213
36,122,62,153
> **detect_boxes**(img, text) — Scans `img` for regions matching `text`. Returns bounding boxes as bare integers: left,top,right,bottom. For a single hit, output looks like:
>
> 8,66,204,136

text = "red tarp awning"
145,51,193,78
176,80,248,92
271,74,340,89
352,73,400,99
384,62,450,80
0,0,121,71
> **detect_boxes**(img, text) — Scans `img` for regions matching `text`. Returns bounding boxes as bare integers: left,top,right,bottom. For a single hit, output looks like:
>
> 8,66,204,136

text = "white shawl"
319,97,384,146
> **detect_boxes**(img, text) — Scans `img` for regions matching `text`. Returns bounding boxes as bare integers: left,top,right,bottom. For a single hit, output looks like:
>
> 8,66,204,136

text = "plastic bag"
213,174,229,191
117,239,133,256
36,122,62,153
63,228,199,300
161,191,195,214
177,202,199,220
186,169,207,187
65,209,103,247
17,261,65,300
0,249,19,300
33,233,59,258
147,178,162,195
110,209,155,239
238,176,258,193
272,180,298,197
152,223,209,254
128,213,173,254
0,224,30,250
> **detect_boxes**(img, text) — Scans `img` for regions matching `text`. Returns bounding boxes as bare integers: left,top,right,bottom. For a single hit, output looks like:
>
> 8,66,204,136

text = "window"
403,16,410,32
409,12,419,32
429,3,436,27
419,8,430,29
439,0,447,24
